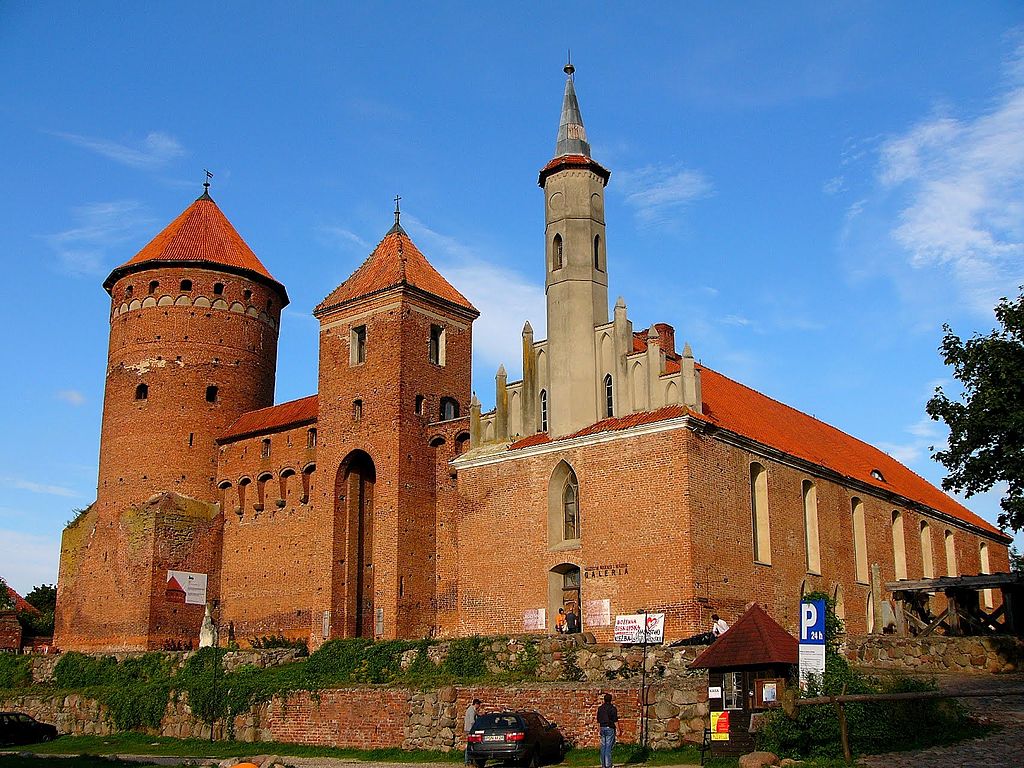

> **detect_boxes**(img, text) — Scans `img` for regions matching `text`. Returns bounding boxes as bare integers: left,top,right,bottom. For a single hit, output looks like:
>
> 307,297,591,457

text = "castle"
54,67,1011,652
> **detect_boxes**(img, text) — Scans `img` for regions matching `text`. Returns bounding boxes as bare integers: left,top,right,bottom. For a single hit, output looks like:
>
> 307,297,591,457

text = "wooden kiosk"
688,604,798,759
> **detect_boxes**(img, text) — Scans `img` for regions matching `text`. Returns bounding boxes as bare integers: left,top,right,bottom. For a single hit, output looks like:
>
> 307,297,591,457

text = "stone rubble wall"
846,634,1024,674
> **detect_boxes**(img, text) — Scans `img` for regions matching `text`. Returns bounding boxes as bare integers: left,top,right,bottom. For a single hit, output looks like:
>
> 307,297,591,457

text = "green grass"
0,757,184,768
13,735,718,765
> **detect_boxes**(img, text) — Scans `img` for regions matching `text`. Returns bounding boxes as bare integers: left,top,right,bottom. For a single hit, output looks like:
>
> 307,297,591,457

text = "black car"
467,710,568,768
0,712,58,746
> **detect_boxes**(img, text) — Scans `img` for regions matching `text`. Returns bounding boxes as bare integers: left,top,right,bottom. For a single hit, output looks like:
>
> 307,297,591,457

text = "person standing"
597,692,618,768
464,698,481,764
565,604,581,634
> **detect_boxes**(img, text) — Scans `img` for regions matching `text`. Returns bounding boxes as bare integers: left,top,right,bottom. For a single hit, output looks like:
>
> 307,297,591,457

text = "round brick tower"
97,187,288,508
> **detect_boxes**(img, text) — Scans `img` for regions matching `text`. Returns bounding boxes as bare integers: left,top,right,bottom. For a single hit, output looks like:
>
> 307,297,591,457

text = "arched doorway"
548,563,582,632
335,450,376,638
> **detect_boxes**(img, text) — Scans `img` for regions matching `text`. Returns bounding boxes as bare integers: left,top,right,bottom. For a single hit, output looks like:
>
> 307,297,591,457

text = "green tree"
24,584,56,612
0,576,13,611
926,288,1024,531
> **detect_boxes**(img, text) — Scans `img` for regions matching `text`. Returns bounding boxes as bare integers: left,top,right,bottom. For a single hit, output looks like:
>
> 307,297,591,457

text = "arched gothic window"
440,397,459,420
603,374,614,418
562,475,579,541
540,389,549,432
548,461,580,546
552,234,563,270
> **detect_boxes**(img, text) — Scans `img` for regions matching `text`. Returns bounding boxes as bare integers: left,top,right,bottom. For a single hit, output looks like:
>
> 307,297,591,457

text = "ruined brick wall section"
146,494,223,649
686,431,1009,636
217,422,324,644
454,427,693,641
56,494,221,651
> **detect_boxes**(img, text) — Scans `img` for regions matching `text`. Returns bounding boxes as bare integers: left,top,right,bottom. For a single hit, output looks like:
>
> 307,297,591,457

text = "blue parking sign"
798,599,826,686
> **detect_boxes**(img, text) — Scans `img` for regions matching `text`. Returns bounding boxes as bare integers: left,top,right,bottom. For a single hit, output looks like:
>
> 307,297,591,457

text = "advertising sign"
166,571,208,605
613,612,665,644
710,711,730,741
798,599,826,688
584,599,611,627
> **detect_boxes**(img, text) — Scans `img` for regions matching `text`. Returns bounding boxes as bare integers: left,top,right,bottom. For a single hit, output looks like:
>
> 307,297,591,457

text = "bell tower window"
594,235,603,271
552,234,563,270
429,325,446,365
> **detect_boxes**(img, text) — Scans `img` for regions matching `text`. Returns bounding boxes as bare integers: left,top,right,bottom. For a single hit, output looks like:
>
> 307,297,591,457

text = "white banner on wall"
166,571,208,605
613,612,665,644
523,608,547,631
584,599,611,627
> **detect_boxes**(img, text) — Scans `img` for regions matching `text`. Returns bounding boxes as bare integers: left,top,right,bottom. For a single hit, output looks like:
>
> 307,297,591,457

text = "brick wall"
0,612,21,651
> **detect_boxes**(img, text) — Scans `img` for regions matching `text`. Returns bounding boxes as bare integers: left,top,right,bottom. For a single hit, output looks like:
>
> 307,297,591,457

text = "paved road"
859,672,1024,768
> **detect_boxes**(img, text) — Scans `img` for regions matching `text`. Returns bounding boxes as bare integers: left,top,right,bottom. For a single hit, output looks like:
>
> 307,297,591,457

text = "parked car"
0,712,58,746
467,710,568,767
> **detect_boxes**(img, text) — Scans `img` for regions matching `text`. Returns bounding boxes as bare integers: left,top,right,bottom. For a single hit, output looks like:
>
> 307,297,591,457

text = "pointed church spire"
555,60,591,158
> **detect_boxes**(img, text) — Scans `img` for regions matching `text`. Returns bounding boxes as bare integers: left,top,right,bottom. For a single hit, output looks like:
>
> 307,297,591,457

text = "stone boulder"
738,751,779,768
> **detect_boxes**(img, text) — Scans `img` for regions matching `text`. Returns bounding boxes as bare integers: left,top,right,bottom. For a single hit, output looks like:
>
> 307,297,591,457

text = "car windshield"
474,714,523,730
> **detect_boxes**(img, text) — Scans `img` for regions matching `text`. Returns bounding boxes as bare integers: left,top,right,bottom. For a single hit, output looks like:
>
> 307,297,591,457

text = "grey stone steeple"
555,62,591,157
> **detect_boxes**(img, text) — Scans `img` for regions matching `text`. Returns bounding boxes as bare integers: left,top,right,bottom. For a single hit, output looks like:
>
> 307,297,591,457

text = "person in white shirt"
711,613,729,638
464,699,481,764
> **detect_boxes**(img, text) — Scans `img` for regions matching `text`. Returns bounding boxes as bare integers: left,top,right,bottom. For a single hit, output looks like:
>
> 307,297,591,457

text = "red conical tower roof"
103,192,287,304
315,221,477,317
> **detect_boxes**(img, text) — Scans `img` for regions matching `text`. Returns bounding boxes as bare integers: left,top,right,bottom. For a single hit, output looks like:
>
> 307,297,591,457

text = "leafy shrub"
304,638,373,685
249,633,309,655
0,654,31,689
443,636,487,679
53,652,118,688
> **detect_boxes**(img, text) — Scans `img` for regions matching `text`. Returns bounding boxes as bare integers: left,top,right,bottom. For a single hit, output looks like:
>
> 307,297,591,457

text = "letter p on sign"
801,602,817,641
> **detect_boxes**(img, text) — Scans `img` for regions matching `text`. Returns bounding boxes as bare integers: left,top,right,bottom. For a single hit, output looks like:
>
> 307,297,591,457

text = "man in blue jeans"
597,693,618,768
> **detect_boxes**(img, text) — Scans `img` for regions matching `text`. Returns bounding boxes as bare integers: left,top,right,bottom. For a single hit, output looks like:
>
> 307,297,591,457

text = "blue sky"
2,2,1023,594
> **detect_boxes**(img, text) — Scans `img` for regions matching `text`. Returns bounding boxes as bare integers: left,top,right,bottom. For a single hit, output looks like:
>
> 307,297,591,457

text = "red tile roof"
104,195,286,300
4,585,38,614
538,154,611,186
219,395,318,442
316,227,477,315
689,604,798,669
505,335,1004,539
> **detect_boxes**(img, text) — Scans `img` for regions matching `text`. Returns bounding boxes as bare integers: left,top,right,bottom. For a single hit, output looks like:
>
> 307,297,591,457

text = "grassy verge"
0,757,182,768
12,735,718,765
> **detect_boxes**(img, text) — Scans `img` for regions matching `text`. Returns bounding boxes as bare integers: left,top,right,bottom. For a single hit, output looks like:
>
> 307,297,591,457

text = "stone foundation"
846,634,1024,674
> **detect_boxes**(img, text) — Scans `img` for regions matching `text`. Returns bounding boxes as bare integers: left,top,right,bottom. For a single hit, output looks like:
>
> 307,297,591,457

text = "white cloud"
822,175,846,195
318,225,370,251
721,314,752,327
0,530,60,596
616,163,713,226
1,477,81,498
56,389,85,406
53,130,186,169
45,200,154,276
403,216,546,377
875,44,1024,312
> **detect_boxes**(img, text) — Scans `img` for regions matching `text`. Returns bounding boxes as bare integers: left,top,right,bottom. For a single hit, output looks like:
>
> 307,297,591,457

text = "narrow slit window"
603,374,614,418
351,325,367,365
261,438,271,459
552,234,563,270
540,389,549,432
135,383,148,401
803,480,820,574
353,399,363,421
307,428,317,448
415,395,425,415
205,385,218,403
429,325,446,365
594,235,602,271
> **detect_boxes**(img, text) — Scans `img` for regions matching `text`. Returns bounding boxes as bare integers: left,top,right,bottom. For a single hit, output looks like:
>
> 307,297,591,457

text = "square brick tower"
313,212,478,640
